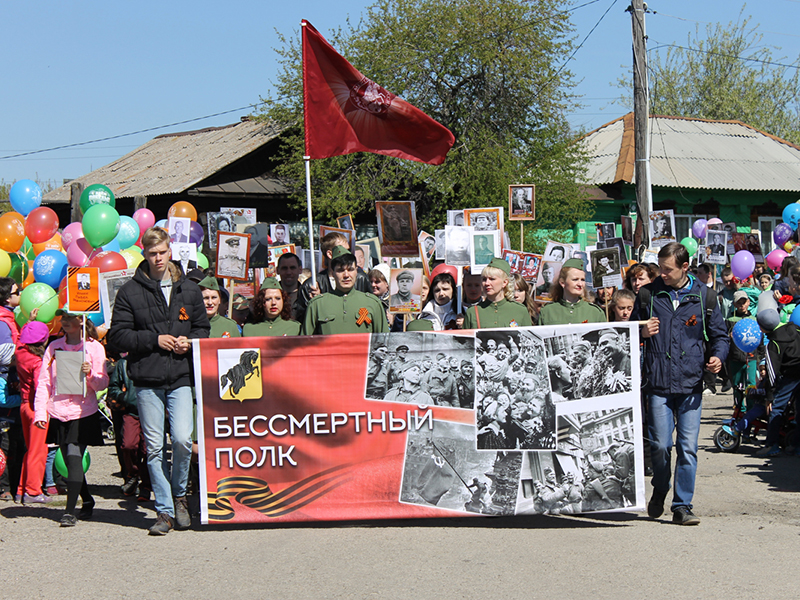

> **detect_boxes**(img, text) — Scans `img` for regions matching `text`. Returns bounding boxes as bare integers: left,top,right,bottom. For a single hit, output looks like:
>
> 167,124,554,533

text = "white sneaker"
702,388,715,396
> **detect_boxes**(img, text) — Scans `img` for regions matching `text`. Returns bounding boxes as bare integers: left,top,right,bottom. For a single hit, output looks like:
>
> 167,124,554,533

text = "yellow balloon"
785,241,795,252
120,248,144,268
0,250,10,277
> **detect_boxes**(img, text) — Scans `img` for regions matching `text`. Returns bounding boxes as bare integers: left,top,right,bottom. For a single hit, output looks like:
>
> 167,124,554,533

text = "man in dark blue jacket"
635,242,728,525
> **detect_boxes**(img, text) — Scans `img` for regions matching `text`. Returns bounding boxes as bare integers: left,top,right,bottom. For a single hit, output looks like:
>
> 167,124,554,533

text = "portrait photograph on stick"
509,184,535,220
208,212,233,250
376,201,418,256
589,247,623,289
445,225,473,266
704,230,728,265
215,231,251,280
464,207,503,233
648,209,676,248
388,268,424,313
470,230,501,274
270,223,291,246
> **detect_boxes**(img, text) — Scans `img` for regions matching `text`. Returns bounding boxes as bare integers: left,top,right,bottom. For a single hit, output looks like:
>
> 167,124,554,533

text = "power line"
554,0,620,78
648,41,800,70
0,104,263,161
654,10,800,39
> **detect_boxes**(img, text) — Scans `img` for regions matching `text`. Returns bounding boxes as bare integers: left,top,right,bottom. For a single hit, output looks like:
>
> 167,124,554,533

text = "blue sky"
2,0,799,187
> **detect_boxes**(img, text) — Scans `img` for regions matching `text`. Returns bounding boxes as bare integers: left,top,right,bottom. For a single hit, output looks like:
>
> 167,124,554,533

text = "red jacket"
15,344,43,408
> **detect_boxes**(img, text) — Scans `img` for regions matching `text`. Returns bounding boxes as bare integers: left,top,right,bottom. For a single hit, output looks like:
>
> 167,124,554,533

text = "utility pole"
629,0,652,254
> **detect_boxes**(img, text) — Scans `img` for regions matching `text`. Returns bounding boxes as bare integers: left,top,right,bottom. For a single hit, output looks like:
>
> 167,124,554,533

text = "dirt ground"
2,390,798,600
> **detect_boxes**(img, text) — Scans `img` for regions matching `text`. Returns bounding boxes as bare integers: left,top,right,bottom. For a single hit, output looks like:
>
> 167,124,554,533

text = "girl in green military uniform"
463,258,532,329
243,277,301,337
198,276,241,338
538,258,606,325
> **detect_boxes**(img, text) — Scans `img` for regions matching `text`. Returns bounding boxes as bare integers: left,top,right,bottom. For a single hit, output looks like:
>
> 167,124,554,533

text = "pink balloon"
707,218,722,225
766,248,788,271
133,208,156,234
66,237,96,267
61,222,84,250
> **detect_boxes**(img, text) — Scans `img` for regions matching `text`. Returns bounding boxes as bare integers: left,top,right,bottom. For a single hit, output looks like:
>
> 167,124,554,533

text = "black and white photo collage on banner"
364,332,476,409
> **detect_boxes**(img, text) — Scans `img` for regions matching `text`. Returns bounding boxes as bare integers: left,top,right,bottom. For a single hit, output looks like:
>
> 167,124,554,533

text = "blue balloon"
101,238,120,253
732,318,762,354
782,204,800,230
87,309,105,327
115,216,140,249
155,219,168,229
9,179,42,217
790,307,800,328
32,250,68,289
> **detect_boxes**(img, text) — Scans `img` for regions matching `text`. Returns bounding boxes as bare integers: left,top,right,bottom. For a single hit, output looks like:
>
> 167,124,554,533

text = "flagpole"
304,155,317,287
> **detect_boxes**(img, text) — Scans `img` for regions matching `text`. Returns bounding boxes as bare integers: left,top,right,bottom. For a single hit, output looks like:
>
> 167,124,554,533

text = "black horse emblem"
220,350,260,398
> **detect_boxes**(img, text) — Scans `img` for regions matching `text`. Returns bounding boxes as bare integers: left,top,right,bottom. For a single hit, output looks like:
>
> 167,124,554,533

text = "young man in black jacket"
108,227,209,535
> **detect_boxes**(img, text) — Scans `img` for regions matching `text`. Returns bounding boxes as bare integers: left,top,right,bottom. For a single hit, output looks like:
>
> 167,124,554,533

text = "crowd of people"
2,214,797,532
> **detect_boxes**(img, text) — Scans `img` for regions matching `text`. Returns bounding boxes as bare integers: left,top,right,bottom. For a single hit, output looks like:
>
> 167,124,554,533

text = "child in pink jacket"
34,312,108,527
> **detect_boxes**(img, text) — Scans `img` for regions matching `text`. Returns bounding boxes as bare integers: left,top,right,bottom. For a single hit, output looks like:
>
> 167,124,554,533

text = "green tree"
647,12,800,144
262,0,592,251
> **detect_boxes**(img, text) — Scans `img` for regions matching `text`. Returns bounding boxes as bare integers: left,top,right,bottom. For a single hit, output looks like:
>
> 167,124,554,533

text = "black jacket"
107,262,210,390
765,323,800,386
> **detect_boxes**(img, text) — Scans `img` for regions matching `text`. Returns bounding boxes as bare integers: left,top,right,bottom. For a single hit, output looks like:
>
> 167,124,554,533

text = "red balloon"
25,207,60,244
89,251,127,273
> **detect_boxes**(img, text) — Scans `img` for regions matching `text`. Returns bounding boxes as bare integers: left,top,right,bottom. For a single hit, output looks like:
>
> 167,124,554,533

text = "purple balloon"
774,222,793,247
692,218,708,239
731,250,756,280
189,221,205,249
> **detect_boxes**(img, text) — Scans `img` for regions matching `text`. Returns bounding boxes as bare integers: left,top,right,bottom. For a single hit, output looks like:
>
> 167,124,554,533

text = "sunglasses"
9,289,19,296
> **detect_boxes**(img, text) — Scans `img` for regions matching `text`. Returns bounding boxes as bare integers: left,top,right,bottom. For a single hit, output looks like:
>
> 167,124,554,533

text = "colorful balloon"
14,306,26,329
66,238,96,267
119,248,144,268
680,237,698,256
61,222,84,250
154,218,167,229
785,241,795,253
189,220,204,248
116,216,140,249
79,184,115,214
19,282,59,322
133,208,156,233
7,253,29,285
707,218,722,226
8,179,42,217
101,237,121,253
773,223,793,247
54,448,90,478
196,252,209,270
168,201,198,222
22,261,35,288
24,206,60,244
731,318,762,354
32,233,63,255
731,250,756,280
766,249,788,271
89,251,127,273
0,250,10,277
782,204,800,230
691,219,708,239
0,212,26,253
82,204,120,248
33,249,69,289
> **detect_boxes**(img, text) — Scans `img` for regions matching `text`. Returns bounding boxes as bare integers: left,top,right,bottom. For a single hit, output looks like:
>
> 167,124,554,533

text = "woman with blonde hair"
463,258,532,329
539,258,606,325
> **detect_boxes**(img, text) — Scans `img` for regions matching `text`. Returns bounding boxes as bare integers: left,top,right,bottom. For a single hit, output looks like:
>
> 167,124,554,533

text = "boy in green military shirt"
463,258,532,329
302,246,389,335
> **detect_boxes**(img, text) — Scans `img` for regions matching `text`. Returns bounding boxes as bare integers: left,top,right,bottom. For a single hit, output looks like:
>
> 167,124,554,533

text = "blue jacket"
635,276,729,395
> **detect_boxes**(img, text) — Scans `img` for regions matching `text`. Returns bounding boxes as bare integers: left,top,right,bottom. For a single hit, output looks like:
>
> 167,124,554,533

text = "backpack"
637,283,718,343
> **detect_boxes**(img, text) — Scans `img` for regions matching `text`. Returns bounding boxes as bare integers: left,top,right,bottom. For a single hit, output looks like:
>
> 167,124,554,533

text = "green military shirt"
539,298,606,326
209,314,241,338
301,289,389,335
243,318,301,337
463,298,532,329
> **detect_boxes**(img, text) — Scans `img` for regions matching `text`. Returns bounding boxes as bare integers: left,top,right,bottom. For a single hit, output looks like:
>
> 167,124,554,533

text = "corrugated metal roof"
580,113,800,192
43,119,286,203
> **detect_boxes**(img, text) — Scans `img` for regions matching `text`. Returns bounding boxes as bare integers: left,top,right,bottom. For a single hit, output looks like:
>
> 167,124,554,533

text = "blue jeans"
137,386,194,517
765,377,800,446
647,392,702,511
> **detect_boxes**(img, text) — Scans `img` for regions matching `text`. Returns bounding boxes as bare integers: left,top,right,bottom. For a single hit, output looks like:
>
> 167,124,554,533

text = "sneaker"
721,424,738,437
78,498,95,520
60,513,78,527
23,493,52,504
0,491,13,502
45,486,59,496
647,489,667,519
702,387,715,397
148,513,174,536
137,487,152,503
721,382,733,393
672,507,700,525
755,444,781,457
174,496,191,530
120,477,139,496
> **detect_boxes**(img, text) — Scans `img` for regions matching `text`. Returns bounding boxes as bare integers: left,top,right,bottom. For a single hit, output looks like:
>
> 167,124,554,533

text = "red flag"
302,20,455,165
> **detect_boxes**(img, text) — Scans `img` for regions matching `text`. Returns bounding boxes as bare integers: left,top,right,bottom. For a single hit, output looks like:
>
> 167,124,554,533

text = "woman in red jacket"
15,321,50,503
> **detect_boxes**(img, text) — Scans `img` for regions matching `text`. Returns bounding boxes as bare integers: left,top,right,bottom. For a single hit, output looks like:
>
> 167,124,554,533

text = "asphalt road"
2,391,798,600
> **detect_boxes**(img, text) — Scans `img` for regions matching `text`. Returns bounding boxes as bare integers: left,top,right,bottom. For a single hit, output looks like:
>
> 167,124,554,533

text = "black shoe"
148,513,174,536
120,477,139,496
672,506,700,525
78,498,95,520
174,496,191,530
721,383,732,393
647,490,667,519
60,513,78,527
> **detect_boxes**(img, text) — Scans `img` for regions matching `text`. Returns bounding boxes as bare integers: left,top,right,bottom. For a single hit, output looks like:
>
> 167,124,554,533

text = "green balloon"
680,236,698,257
14,306,27,329
79,184,115,215
7,252,28,284
82,204,121,248
19,282,59,322
54,447,91,478
21,238,35,260
197,252,209,269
